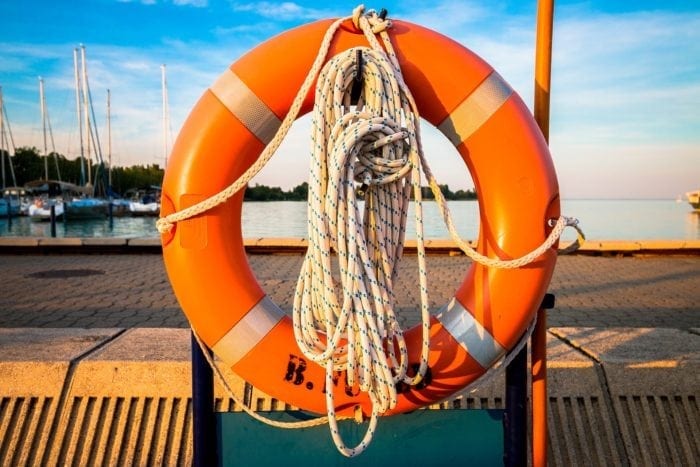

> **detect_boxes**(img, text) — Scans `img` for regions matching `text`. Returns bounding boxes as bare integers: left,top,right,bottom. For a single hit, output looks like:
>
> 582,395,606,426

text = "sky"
0,0,698,199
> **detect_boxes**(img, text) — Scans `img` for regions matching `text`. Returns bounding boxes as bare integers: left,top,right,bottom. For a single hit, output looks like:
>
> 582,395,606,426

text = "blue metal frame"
191,294,554,465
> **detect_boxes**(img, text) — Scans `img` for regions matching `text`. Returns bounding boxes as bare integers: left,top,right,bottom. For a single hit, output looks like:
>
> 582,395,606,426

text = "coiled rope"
161,5,584,458
292,35,430,458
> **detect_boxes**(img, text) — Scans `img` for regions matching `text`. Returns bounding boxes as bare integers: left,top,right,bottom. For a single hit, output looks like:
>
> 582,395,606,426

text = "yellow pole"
532,1,554,467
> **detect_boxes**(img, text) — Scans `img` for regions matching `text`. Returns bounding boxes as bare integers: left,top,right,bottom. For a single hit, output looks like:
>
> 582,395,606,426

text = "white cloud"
397,0,491,32
117,0,207,6
550,10,700,148
214,22,276,35
173,0,207,6
230,1,334,21
4,3,698,200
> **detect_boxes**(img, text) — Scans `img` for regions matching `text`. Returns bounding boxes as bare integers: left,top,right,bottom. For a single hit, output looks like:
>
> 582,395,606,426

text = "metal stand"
504,337,528,466
504,293,555,467
191,332,215,467
191,294,555,466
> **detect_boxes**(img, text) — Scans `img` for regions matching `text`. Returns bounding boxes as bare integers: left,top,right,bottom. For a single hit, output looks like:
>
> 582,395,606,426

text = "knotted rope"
292,43,430,458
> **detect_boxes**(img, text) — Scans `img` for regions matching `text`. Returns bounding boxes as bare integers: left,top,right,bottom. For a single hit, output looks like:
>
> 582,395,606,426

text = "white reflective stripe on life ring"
209,69,282,145
212,296,285,366
437,297,505,369
437,71,513,147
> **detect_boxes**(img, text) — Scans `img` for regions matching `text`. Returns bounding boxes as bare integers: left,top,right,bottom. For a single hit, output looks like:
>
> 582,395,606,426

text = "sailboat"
27,77,66,222
686,190,700,211
63,45,109,220
0,188,24,217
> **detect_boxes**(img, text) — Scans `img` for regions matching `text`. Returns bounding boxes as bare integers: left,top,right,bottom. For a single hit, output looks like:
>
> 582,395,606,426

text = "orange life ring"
161,18,559,417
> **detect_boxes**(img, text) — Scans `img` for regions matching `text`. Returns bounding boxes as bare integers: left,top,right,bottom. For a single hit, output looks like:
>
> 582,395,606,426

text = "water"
0,200,698,241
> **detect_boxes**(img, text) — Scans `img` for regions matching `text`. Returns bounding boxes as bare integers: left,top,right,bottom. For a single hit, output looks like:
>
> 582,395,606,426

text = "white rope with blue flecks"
292,41,430,458
162,5,584,459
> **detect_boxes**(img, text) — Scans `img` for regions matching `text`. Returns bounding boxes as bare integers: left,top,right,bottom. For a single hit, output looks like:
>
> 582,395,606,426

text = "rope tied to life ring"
159,5,584,458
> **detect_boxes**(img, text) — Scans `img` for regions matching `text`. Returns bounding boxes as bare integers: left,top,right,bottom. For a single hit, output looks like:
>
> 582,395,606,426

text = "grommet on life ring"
160,18,560,417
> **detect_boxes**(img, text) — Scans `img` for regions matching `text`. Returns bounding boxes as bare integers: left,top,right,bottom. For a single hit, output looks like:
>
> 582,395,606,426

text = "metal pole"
191,331,215,466
107,89,112,187
161,64,169,169
74,48,86,187
0,86,5,190
534,0,555,141
532,1,555,466
50,204,56,237
81,45,92,188
0,89,8,229
39,77,49,181
504,342,528,466
6,196,12,227
107,89,114,229
532,294,555,466
4,195,10,227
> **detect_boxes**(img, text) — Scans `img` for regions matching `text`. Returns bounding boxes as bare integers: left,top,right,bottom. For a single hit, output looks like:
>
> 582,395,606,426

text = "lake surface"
1,199,698,241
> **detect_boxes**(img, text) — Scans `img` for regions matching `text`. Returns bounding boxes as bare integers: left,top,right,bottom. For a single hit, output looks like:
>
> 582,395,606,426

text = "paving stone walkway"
1,253,698,329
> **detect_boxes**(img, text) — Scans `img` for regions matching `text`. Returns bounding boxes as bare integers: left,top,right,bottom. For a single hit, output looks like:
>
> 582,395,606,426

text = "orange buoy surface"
161,18,559,416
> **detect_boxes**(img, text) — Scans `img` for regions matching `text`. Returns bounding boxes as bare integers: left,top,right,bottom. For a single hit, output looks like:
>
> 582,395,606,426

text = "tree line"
1,146,477,201
1,146,164,196
244,182,477,201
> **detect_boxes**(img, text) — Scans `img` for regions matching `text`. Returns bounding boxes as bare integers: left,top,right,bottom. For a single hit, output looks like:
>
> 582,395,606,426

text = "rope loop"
557,216,586,255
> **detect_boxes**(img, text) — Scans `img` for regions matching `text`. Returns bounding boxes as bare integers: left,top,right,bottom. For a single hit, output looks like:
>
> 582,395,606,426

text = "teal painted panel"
216,409,504,466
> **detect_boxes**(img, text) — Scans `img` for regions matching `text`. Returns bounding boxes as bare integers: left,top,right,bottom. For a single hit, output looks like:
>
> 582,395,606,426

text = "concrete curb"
0,237,161,254
0,329,123,466
0,236,698,255
1,327,698,465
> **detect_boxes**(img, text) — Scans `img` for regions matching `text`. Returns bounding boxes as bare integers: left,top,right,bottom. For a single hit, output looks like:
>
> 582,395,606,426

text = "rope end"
353,405,364,424
155,217,174,234
351,5,391,34
352,5,365,29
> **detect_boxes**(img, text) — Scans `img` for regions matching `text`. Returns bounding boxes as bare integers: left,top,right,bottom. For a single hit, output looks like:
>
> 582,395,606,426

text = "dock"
0,237,698,464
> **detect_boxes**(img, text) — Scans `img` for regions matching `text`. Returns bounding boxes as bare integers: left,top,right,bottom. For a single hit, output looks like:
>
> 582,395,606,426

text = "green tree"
11,147,44,184
290,182,308,200
6,146,164,196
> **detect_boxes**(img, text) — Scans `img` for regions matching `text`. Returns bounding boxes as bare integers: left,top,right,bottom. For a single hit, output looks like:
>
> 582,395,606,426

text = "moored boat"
0,187,22,217
686,190,700,211
3,187,30,215
28,197,64,221
64,197,108,220
129,194,160,217
0,197,20,217
125,187,161,217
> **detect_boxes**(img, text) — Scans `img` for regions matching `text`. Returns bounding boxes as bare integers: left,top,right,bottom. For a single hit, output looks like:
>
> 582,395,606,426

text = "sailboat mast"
0,93,17,188
73,48,86,187
80,45,92,187
107,89,112,187
0,86,5,189
161,64,169,168
0,86,4,190
0,94,17,188
39,77,49,181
